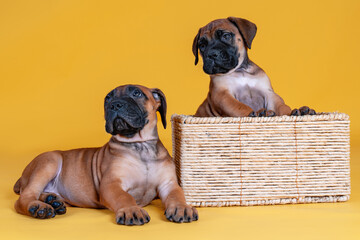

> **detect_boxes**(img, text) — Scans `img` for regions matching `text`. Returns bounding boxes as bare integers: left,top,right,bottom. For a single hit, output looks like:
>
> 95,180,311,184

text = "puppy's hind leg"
14,152,62,219
39,192,67,215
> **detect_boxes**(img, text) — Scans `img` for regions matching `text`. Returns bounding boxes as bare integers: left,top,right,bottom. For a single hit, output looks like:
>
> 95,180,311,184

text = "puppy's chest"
131,142,158,162
125,163,159,206
219,74,268,111
121,143,159,206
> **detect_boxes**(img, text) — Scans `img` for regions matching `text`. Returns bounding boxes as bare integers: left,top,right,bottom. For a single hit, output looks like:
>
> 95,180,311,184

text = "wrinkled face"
193,18,257,75
199,22,243,74
104,85,166,137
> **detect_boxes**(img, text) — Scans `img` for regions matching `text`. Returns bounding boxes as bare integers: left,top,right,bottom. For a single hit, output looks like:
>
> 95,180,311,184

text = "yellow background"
0,0,359,239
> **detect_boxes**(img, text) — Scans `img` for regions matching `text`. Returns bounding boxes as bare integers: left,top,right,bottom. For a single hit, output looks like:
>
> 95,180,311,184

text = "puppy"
192,17,315,117
13,85,198,225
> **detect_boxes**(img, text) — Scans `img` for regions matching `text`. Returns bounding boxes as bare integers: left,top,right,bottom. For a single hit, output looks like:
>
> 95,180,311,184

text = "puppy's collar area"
237,53,250,70
111,133,158,143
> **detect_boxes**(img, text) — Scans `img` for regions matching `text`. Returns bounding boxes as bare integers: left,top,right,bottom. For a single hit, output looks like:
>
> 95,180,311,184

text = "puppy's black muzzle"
202,42,239,75
105,97,148,137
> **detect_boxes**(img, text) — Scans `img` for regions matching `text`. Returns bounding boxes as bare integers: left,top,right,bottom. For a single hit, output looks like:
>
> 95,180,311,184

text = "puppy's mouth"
203,57,238,75
111,117,145,138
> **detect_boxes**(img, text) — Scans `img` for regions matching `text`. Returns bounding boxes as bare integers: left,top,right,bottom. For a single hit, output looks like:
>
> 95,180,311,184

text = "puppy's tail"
13,178,21,195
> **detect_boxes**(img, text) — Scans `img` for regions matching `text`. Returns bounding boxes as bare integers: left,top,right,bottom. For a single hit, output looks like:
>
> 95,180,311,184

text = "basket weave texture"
171,113,350,207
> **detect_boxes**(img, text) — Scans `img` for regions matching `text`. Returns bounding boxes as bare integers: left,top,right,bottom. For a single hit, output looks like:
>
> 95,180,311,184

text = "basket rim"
171,112,349,124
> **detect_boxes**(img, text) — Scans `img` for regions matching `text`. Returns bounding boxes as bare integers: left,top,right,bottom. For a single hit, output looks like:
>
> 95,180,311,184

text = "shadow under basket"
171,113,350,207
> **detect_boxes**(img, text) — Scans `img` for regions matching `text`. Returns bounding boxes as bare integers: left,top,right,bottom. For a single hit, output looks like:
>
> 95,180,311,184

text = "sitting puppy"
192,17,315,117
13,85,198,225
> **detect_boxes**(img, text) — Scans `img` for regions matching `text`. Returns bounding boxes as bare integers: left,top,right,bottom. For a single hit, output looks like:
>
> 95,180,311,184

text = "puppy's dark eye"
199,43,206,51
222,33,232,41
198,40,208,52
133,90,142,98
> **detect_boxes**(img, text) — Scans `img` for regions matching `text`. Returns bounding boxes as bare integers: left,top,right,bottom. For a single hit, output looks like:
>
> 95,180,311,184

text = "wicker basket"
171,113,350,207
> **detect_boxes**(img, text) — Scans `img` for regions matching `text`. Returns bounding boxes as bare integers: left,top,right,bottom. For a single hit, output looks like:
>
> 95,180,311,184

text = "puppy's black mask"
193,17,257,75
200,30,239,75
104,86,148,137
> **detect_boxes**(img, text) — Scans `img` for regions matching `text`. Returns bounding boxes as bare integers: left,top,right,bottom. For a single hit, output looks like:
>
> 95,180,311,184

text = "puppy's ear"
227,17,257,49
151,88,167,129
192,28,201,65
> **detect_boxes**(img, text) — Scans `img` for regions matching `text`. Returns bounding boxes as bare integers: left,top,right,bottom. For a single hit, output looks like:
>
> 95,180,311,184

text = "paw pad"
44,194,66,215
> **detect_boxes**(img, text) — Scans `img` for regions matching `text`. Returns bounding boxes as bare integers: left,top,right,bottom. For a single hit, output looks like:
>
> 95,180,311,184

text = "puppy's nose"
208,50,219,59
208,49,228,60
110,101,124,111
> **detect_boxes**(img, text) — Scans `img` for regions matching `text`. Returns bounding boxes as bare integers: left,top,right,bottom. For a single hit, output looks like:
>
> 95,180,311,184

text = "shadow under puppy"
13,85,198,225
193,17,315,117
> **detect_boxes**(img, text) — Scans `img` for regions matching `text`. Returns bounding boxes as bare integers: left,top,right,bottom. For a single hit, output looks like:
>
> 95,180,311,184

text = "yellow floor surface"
1,142,359,240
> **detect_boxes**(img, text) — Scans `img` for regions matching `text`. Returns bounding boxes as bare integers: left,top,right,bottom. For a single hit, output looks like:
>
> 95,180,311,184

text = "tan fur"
14,85,198,225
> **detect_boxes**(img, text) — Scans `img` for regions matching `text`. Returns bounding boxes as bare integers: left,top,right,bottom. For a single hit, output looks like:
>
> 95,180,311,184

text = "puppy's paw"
291,106,316,116
248,111,257,117
28,201,55,219
43,193,66,215
249,108,276,117
116,206,150,226
165,204,198,223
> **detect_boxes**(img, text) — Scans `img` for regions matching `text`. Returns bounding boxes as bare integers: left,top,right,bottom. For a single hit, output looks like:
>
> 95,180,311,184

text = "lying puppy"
193,17,315,117
13,85,198,225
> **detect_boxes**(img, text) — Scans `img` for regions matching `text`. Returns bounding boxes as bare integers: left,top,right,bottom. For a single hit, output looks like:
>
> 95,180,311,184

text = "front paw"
291,106,316,116
116,206,150,226
248,108,276,117
165,204,198,223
